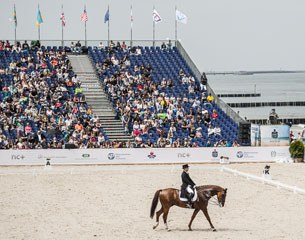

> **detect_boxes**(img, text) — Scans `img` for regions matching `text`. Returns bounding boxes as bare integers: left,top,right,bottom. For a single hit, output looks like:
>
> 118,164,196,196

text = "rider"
181,164,196,208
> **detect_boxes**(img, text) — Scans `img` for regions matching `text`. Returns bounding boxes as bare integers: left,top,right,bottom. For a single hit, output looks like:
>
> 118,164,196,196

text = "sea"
207,72,305,120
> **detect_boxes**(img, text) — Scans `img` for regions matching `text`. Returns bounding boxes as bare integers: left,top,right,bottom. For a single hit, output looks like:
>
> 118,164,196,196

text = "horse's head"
217,188,227,207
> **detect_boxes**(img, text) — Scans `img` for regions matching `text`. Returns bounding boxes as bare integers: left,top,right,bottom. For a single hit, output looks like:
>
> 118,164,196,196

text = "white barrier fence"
221,166,305,195
0,146,291,165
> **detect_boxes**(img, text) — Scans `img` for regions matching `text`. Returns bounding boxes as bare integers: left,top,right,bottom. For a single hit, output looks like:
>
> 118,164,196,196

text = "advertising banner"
260,125,290,146
0,147,291,166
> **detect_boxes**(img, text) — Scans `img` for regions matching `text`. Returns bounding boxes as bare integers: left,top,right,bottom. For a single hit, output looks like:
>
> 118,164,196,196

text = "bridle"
209,196,222,207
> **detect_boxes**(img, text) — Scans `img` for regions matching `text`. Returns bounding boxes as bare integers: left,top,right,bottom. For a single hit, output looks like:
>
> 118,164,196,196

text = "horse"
150,185,227,231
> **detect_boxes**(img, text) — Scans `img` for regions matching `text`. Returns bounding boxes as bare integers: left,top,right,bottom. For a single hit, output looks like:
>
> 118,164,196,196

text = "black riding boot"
187,194,193,208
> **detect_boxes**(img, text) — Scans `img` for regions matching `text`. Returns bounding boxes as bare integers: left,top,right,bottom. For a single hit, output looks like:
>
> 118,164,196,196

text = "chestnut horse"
150,185,227,231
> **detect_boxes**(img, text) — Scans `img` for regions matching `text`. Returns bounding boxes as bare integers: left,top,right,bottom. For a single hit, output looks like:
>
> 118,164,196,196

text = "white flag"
176,10,187,24
153,9,162,23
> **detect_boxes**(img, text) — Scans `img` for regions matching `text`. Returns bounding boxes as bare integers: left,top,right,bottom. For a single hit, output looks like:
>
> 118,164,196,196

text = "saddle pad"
179,188,198,202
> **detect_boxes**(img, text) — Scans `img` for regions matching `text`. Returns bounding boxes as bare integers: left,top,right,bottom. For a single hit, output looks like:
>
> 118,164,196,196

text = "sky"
1,0,305,71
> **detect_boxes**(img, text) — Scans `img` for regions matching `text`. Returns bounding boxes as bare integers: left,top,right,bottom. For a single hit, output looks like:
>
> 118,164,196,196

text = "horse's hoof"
188,228,192,231
167,229,171,232
212,228,217,232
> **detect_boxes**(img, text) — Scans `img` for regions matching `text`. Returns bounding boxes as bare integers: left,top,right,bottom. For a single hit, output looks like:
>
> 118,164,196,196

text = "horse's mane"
196,185,224,193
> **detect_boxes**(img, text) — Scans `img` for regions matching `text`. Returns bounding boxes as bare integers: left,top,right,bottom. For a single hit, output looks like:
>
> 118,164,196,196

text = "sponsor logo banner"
0,147,291,165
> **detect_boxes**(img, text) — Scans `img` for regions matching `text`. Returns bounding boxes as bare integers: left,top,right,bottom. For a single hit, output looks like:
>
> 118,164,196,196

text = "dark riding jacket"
181,171,196,188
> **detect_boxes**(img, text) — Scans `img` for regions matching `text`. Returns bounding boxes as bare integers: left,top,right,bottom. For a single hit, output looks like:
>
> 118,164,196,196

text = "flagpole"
61,5,64,48
107,5,110,47
175,6,177,47
14,27,17,45
153,6,155,47
84,5,87,47
38,26,40,41
130,5,133,47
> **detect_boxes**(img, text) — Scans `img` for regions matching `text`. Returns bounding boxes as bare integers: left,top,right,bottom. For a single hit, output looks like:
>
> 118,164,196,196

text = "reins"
208,196,220,206
196,187,221,207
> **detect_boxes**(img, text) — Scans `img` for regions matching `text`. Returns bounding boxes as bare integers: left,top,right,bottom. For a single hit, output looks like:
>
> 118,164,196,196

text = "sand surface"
1,163,305,240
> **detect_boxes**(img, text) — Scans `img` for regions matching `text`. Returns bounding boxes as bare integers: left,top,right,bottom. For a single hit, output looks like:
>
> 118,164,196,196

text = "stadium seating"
0,46,108,149
88,45,239,147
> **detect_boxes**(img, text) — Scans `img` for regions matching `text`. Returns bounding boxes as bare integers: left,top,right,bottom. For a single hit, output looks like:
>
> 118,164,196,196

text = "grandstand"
0,40,241,149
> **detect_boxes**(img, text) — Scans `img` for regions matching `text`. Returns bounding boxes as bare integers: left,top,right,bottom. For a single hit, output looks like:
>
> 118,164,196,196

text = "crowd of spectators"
0,40,113,149
94,41,240,148
0,40,240,149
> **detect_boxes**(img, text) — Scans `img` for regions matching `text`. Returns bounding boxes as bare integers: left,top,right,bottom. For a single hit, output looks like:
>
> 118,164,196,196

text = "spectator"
75,41,82,54
98,41,104,49
269,109,279,124
195,128,202,138
161,42,166,50
214,125,221,136
208,125,214,136
207,93,214,103
232,140,240,147
211,109,218,120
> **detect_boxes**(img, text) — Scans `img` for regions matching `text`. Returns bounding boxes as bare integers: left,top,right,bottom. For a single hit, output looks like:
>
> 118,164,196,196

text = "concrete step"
93,111,115,115
83,91,105,94
106,132,130,137
99,116,116,120
107,137,133,141
103,130,126,134
85,95,109,99
81,84,100,87
89,101,112,104
100,122,123,126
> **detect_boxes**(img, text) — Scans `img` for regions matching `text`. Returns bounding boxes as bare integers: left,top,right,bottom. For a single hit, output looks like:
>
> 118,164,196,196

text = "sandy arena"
1,163,305,240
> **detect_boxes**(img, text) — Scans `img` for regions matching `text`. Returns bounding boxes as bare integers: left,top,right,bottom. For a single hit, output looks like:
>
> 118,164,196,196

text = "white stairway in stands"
68,54,132,142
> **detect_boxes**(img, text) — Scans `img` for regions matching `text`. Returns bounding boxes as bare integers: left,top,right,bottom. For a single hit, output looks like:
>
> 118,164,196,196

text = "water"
208,73,305,120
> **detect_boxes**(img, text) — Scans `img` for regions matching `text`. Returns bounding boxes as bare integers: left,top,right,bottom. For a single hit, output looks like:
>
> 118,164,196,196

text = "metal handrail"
4,39,176,47
176,41,245,124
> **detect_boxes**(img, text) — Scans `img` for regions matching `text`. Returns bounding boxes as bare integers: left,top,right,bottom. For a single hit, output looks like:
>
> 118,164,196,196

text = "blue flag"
104,9,109,23
36,5,43,26
13,4,17,28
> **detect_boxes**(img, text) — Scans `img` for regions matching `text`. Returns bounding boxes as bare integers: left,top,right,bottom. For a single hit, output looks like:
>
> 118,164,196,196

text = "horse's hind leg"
202,208,216,232
153,207,163,230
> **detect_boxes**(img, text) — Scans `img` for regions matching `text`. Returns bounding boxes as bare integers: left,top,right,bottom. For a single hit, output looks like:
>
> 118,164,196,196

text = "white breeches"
186,185,194,194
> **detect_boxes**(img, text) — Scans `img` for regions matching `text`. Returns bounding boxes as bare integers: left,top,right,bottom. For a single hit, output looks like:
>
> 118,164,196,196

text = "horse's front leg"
188,208,200,231
202,208,216,232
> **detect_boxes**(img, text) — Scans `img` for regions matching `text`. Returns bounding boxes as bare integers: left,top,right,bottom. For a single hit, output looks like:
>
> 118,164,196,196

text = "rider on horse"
181,164,196,208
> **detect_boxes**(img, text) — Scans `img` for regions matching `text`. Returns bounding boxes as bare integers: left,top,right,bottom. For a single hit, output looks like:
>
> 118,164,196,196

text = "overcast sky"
1,0,305,71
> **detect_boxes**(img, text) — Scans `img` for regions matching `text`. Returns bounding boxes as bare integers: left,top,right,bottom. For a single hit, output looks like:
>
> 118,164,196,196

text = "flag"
61,12,66,26
13,4,17,28
81,8,88,22
104,9,109,23
130,5,133,27
176,10,187,24
36,5,43,27
153,9,162,23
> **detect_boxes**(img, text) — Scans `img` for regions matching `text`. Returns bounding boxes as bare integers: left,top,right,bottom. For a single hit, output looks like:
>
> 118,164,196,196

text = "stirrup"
186,203,193,209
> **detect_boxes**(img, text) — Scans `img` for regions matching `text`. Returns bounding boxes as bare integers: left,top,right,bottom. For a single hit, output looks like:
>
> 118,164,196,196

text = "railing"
221,166,305,195
5,39,176,48
176,41,246,124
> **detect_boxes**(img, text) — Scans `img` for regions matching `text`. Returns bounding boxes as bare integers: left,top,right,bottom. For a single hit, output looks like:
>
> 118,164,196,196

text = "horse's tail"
150,189,162,219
